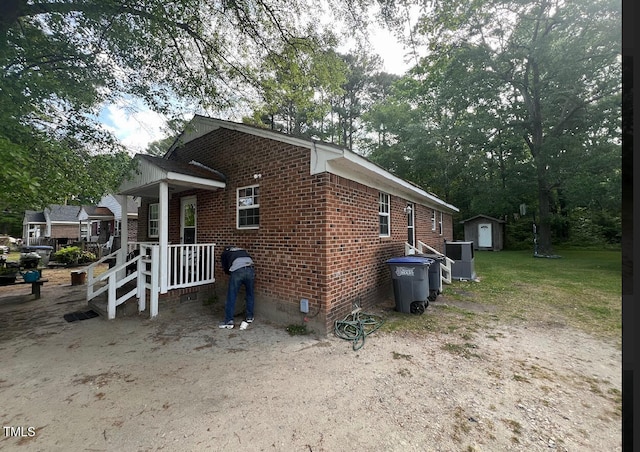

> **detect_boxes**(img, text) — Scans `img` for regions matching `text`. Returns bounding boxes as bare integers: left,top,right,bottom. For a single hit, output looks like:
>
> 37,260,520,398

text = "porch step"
88,293,140,319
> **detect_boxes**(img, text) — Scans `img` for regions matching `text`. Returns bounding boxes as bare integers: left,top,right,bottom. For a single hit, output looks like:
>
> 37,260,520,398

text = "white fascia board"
51,221,83,225
220,121,338,151
169,116,344,159
310,142,343,174
165,172,226,191
317,148,459,213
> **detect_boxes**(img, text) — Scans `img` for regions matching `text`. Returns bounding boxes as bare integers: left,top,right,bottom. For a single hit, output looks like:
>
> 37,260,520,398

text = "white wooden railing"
86,248,147,319
168,243,216,289
405,240,454,286
86,242,216,319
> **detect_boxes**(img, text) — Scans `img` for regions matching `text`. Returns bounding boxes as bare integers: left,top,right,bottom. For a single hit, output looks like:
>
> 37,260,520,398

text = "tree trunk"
535,163,553,255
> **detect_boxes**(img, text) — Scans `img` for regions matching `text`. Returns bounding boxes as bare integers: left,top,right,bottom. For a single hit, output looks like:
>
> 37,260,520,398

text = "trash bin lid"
386,256,434,265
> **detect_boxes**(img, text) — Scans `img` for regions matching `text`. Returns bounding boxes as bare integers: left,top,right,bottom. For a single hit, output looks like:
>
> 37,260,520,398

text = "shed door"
478,223,492,248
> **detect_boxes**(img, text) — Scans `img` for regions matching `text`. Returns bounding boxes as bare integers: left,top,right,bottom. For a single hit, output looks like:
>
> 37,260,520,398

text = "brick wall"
127,219,138,242
136,127,455,334
322,175,455,327
163,129,328,331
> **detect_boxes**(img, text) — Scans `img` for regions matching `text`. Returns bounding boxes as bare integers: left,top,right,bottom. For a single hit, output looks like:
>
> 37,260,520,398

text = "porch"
86,242,216,319
85,154,226,319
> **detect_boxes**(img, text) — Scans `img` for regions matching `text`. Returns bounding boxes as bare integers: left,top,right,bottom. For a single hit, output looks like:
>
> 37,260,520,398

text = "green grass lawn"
382,248,622,344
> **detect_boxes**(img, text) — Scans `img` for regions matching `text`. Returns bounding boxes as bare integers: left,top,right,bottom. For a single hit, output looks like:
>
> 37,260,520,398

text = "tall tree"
0,0,320,211
327,51,383,151
378,0,621,254
245,33,347,136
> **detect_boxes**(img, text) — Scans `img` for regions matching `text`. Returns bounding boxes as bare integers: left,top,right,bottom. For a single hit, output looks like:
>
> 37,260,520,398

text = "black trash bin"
386,256,434,315
415,253,444,301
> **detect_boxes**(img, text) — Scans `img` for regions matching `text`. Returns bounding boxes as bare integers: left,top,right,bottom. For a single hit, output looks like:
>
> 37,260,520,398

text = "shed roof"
82,206,114,218
460,214,505,224
23,210,46,224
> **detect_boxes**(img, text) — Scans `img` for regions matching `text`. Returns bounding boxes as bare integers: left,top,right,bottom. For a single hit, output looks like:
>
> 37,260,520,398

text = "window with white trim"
237,185,259,229
431,209,437,231
379,192,390,237
148,203,159,238
439,211,444,235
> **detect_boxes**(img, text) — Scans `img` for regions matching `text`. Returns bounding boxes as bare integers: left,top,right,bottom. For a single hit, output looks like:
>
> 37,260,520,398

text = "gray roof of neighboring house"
45,205,82,222
23,210,46,224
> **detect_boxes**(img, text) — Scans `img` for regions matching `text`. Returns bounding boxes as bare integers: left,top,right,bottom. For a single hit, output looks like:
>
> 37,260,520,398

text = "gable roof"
460,214,505,224
164,116,459,214
44,205,81,223
23,210,46,225
119,153,227,198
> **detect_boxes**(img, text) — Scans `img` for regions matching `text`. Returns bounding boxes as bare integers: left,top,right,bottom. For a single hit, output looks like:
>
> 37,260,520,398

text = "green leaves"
1,0,323,211
366,0,621,249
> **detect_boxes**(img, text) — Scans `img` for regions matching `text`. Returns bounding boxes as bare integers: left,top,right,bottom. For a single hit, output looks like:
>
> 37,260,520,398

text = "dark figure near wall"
219,246,255,329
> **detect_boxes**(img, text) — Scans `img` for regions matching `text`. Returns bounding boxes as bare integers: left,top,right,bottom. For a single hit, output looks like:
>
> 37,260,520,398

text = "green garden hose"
334,310,385,351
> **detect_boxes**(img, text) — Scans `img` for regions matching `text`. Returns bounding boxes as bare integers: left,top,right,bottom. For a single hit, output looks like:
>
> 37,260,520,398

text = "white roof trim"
118,154,226,195
166,172,226,190
166,116,458,213
165,115,342,159
311,143,459,213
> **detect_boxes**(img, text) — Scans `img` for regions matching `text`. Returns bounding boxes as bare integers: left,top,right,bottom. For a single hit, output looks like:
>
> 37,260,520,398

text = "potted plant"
0,264,19,285
19,251,41,269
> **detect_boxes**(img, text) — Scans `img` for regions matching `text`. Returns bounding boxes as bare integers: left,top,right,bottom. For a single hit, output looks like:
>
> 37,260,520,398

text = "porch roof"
79,206,114,221
118,154,226,198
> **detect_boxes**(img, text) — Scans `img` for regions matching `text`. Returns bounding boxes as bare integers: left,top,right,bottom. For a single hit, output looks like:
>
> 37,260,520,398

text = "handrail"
87,242,215,319
405,241,453,285
87,251,143,319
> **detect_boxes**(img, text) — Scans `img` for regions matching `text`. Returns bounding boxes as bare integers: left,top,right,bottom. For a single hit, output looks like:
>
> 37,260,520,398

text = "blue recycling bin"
386,256,434,314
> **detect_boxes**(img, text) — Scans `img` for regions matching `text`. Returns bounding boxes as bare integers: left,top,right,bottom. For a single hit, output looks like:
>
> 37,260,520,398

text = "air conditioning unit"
444,241,476,280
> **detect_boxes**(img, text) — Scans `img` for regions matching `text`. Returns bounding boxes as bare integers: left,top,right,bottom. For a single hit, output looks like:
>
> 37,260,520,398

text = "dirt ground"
0,266,621,451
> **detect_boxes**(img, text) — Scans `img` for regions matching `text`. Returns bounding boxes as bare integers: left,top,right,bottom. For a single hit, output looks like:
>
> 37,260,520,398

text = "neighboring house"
460,215,506,251
99,115,459,334
78,195,139,248
23,196,139,250
22,210,46,245
22,205,81,247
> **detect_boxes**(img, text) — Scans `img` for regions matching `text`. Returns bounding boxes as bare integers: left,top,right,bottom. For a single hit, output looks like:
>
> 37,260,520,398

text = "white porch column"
117,194,129,280
159,181,169,294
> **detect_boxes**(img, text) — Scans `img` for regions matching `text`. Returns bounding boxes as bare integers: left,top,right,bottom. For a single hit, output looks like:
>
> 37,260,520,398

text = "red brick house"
91,116,458,333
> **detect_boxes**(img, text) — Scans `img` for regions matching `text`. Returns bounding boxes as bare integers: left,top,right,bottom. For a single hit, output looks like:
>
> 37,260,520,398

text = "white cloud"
99,100,169,155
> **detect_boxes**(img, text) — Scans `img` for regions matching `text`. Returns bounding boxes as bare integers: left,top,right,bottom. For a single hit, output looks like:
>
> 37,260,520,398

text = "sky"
100,21,414,155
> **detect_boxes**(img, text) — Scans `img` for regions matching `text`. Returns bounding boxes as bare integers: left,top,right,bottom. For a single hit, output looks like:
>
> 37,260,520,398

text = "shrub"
52,246,97,266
